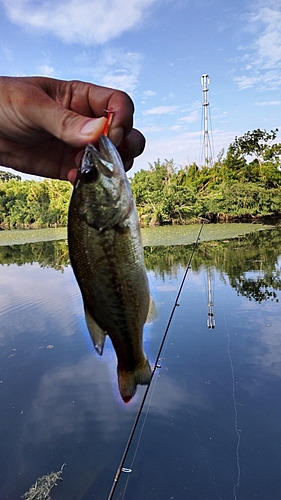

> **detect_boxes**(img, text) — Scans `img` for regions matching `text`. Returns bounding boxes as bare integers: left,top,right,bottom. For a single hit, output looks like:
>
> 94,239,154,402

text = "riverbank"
0,222,276,247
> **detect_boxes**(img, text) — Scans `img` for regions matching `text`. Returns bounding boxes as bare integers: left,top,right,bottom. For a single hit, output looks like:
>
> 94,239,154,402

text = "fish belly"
68,214,150,371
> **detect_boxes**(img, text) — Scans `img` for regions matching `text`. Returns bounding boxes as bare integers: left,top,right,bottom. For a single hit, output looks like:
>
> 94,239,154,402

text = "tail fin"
117,359,152,403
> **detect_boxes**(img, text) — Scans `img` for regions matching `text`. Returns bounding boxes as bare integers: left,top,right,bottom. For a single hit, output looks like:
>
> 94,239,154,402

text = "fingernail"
81,117,107,136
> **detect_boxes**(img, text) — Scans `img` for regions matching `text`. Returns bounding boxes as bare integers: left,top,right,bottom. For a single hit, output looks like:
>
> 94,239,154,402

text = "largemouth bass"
68,135,153,403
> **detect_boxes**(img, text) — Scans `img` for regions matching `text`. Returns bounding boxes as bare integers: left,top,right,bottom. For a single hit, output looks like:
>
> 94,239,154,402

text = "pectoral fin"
84,306,106,356
146,295,158,324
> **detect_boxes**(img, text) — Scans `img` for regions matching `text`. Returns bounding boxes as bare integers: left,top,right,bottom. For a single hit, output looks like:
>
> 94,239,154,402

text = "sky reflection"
1,230,281,499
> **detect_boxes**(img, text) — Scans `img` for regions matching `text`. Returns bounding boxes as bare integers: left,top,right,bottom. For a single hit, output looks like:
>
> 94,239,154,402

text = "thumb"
30,93,109,147
47,108,108,147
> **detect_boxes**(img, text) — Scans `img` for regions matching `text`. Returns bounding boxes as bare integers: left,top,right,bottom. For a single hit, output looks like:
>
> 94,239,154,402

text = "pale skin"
0,76,145,183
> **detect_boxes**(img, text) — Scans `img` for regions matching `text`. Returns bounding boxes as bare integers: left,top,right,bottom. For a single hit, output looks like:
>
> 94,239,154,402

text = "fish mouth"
98,135,119,164
81,138,114,179
80,135,123,181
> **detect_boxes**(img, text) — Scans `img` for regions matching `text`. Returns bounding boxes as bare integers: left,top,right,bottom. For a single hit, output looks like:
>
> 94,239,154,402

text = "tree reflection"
1,227,281,302
0,240,70,270
193,228,281,303
229,275,280,303
145,228,281,304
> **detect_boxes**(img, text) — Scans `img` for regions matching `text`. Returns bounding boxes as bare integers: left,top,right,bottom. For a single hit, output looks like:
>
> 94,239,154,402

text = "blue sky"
1,0,281,177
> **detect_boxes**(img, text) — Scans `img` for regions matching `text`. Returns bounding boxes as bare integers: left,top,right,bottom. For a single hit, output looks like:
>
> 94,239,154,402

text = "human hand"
0,76,145,182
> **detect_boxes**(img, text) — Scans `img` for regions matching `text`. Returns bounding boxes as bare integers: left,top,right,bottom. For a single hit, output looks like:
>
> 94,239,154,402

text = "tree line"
131,128,281,225
0,176,71,228
1,128,281,228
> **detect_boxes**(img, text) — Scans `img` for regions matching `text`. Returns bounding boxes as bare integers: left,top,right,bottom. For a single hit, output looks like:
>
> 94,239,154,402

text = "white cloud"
170,125,181,131
235,69,281,91
212,110,229,120
251,6,281,68
37,64,55,77
143,90,156,97
162,92,176,101
179,110,199,123
141,125,164,133
143,105,178,115
254,100,281,106
102,70,138,94
234,75,260,90
72,48,142,94
101,51,142,94
234,2,281,90
1,0,157,45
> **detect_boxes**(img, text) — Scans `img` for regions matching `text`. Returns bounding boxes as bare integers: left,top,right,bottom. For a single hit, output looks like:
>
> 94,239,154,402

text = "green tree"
0,170,21,182
0,177,71,228
232,128,279,164
223,128,281,186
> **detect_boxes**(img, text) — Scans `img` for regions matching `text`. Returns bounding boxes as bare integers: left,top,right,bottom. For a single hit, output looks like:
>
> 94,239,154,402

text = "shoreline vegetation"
0,223,275,247
1,229,281,306
1,129,281,229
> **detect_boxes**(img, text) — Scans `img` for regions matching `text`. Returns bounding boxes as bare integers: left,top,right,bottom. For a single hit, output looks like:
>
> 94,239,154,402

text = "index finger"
86,84,135,146
44,78,135,146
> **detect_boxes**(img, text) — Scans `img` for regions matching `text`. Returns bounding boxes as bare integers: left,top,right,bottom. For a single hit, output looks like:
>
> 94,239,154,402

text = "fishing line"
107,220,206,500
119,372,159,500
190,417,223,500
220,286,241,499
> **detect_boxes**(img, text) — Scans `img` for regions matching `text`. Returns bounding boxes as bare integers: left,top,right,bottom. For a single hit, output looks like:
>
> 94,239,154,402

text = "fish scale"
68,135,154,402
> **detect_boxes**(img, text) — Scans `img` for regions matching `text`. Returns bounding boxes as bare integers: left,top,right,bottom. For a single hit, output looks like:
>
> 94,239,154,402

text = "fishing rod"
107,220,206,500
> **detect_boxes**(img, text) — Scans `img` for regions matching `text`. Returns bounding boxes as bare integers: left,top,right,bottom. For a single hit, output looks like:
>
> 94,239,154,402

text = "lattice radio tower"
201,74,214,167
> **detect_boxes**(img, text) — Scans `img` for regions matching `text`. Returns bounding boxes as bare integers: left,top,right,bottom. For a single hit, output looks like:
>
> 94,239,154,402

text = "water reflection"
0,239,69,269
1,227,281,499
1,228,281,305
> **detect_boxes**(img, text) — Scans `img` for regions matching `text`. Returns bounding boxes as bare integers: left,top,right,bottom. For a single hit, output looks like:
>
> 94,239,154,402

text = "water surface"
0,221,273,246
1,225,281,499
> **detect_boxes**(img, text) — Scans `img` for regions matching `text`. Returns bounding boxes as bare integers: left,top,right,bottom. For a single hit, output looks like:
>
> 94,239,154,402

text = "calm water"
1,225,281,499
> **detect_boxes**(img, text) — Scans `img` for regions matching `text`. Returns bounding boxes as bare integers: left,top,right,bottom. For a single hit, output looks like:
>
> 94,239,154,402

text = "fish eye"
82,167,98,182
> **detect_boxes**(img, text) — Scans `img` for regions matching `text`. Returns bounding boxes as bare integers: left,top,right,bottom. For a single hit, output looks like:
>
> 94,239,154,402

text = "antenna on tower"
200,74,214,167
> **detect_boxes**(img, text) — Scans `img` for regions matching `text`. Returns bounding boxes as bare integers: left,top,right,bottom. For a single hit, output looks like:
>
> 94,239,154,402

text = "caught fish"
68,135,155,403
